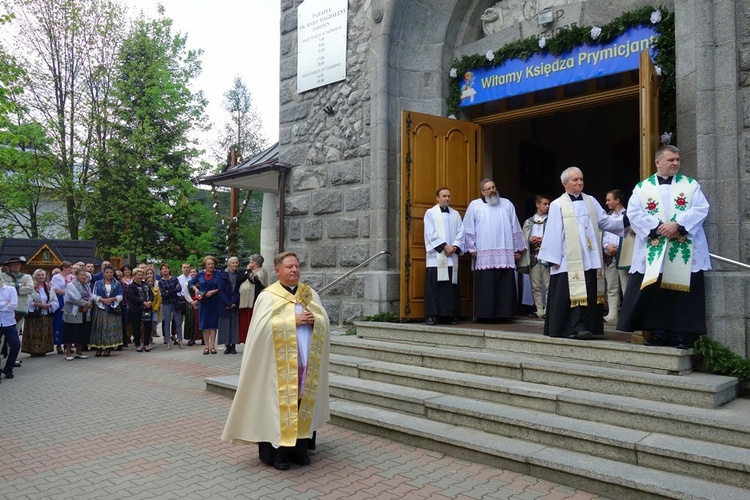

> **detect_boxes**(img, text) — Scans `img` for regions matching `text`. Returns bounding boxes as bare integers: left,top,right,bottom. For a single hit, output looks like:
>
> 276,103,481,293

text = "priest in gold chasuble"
222,251,330,470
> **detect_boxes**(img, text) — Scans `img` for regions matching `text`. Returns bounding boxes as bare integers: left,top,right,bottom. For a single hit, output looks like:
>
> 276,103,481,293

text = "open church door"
400,110,481,320
640,50,660,178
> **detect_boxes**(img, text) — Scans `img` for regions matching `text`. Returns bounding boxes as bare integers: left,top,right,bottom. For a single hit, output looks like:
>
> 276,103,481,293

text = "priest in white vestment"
464,179,526,321
222,252,330,470
538,167,626,340
423,187,465,325
617,145,710,349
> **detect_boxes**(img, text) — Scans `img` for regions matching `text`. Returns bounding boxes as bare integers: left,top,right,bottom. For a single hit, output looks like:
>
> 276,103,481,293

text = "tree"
211,75,267,255
215,75,267,163
0,16,62,238
1,0,127,238
84,6,214,262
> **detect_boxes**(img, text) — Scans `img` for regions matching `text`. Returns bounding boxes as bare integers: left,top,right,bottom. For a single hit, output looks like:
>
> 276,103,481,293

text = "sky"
123,0,281,160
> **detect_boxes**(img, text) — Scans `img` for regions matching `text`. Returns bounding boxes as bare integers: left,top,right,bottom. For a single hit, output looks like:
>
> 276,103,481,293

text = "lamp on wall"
537,8,554,26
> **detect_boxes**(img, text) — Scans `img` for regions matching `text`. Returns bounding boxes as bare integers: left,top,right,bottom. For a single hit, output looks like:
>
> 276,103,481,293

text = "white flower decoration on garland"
660,132,673,145
590,26,602,40
650,10,662,24
655,65,662,76
538,37,547,49
486,50,495,61
448,115,457,120
450,68,457,78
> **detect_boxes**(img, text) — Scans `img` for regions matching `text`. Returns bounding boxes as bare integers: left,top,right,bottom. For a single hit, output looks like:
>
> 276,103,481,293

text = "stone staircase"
206,320,750,499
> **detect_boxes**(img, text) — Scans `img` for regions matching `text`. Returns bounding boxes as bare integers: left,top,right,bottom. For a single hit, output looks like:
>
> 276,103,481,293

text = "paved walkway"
0,338,607,499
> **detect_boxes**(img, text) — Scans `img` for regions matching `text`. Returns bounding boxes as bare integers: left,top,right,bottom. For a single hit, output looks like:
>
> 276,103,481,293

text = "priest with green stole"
617,145,710,349
222,251,330,470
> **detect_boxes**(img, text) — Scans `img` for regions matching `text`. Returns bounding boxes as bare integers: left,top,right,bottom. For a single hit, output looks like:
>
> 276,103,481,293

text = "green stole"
635,174,697,291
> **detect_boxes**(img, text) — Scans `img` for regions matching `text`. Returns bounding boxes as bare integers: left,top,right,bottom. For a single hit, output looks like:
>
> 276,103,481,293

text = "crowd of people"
0,254,270,380
423,145,710,349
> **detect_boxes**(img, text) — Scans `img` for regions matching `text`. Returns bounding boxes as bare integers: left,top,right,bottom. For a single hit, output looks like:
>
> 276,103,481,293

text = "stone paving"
0,337,608,500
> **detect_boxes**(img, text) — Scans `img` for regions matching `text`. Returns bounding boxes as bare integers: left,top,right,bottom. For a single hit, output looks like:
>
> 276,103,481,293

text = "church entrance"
399,52,659,320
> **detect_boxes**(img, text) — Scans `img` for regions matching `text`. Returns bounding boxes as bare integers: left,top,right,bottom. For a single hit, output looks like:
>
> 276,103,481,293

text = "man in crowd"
91,260,111,285
602,189,629,324
538,167,627,340
222,251,330,470
0,256,34,335
519,195,551,319
617,145,710,349
0,278,20,381
464,178,526,321
423,187,464,325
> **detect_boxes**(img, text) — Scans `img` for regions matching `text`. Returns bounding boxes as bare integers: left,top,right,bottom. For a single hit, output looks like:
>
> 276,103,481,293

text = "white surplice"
464,197,526,270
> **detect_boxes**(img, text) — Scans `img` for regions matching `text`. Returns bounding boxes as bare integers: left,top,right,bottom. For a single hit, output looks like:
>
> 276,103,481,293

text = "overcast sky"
124,0,281,157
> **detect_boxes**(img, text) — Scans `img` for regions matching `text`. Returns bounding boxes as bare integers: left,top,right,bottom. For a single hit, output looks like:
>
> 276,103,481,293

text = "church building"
241,1,746,358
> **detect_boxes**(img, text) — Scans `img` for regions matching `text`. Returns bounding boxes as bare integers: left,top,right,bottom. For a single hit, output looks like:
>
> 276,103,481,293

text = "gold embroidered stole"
636,174,697,291
559,194,605,307
267,282,327,446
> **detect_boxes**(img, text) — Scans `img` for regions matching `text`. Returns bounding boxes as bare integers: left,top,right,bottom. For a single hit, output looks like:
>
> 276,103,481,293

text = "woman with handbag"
90,265,123,357
157,263,185,350
22,269,59,356
190,256,221,355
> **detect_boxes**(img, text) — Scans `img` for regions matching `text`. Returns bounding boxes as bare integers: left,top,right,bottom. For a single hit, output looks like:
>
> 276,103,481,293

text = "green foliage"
362,311,402,323
693,336,750,393
446,5,676,141
344,326,357,336
84,8,211,262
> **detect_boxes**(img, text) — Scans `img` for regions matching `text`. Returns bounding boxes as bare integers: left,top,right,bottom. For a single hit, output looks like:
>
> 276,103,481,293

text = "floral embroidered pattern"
674,193,688,211
647,237,665,265
645,197,659,216
668,237,692,264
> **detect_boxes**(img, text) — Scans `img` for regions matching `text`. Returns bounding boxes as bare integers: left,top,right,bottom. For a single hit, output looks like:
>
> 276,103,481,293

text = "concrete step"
353,321,693,374
329,373,750,489
329,399,750,500
330,339,738,408
327,364,750,448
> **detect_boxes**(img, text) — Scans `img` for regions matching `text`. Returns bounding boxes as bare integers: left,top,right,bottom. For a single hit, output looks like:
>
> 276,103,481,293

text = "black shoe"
273,456,290,470
224,346,232,355
673,334,692,350
567,331,593,340
528,312,539,318
291,452,311,466
14,360,21,367
425,316,436,325
231,345,237,354
187,340,195,346
3,371,14,379
116,345,123,351
449,317,458,325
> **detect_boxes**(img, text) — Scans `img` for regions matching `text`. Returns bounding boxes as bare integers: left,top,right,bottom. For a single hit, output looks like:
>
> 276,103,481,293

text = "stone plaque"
297,0,348,93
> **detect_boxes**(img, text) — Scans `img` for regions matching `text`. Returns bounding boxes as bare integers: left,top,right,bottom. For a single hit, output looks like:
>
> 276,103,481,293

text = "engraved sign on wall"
297,0,348,93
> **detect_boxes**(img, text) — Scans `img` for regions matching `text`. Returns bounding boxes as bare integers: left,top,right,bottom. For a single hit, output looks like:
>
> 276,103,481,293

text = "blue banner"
459,26,657,108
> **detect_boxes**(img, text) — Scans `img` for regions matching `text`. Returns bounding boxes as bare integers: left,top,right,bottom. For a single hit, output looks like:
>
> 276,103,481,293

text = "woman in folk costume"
538,167,626,340
222,252,330,471
617,145,710,349
23,269,59,356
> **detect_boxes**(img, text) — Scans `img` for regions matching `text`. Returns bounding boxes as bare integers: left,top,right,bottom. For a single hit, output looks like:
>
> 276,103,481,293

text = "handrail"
318,250,391,294
710,253,750,271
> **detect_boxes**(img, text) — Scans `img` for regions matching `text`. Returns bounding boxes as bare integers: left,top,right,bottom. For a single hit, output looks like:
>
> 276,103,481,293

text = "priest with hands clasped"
538,167,628,340
423,187,464,325
222,251,330,471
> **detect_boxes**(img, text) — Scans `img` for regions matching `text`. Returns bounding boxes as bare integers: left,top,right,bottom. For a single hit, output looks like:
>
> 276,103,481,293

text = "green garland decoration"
446,5,675,141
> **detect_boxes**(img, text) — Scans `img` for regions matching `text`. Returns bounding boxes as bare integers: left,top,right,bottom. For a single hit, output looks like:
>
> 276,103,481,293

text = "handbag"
107,303,122,316
174,296,188,313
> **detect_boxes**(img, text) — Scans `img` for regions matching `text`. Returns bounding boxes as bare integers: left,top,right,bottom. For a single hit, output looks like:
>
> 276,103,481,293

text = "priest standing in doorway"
617,145,710,349
464,178,526,321
538,167,627,340
423,187,464,325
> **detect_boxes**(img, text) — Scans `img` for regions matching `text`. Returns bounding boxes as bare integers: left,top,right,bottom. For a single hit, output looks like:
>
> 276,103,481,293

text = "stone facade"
277,0,750,359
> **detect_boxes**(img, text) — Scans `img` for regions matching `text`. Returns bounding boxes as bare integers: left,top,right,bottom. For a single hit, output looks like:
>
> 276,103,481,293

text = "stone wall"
279,0,390,324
